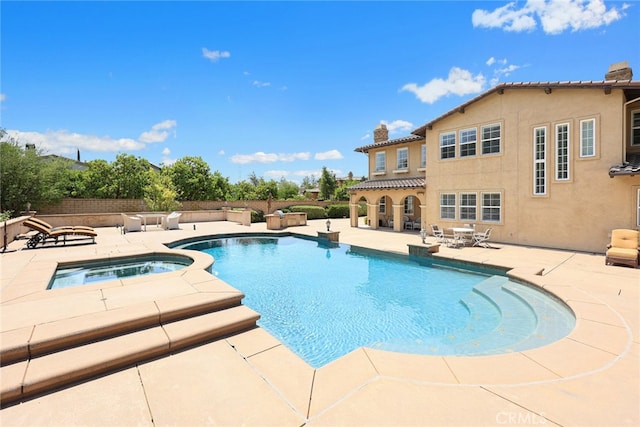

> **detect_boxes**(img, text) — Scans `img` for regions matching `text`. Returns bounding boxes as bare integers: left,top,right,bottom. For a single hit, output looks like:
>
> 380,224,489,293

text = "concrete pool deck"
1,218,638,426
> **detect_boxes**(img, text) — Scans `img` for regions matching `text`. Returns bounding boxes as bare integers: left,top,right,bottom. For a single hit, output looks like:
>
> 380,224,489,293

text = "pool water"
179,236,575,368
49,255,193,289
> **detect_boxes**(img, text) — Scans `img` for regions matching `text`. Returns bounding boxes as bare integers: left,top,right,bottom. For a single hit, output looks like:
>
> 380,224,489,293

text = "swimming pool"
49,254,193,290
175,235,575,368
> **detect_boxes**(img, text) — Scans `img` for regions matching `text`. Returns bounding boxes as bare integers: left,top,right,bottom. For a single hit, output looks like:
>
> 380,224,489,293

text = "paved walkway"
1,218,638,426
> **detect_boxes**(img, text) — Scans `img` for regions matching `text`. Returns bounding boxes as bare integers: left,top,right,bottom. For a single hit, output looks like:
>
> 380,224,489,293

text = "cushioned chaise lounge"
605,229,640,268
22,218,97,249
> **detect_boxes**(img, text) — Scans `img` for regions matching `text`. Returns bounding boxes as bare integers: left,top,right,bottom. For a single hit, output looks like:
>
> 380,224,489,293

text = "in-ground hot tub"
48,253,195,290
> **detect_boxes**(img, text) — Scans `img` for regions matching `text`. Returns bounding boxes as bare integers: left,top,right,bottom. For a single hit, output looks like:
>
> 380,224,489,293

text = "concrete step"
1,305,259,405
1,291,244,366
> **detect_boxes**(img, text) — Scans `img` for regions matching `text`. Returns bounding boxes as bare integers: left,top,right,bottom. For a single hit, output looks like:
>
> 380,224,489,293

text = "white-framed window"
533,126,547,195
440,193,456,219
404,196,414,215
459,193,477,221
440,132,456,159
375,152,386,173
379,196,386,214
459,128,477,157
580,118,596,157
420,144,426,168
632,110,640,146
481,123,501,155
555,123,570,181
396,147,408,170
481,193,501,222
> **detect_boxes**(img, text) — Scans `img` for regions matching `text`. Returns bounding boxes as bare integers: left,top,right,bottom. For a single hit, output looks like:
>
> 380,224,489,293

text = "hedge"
288,205,327,219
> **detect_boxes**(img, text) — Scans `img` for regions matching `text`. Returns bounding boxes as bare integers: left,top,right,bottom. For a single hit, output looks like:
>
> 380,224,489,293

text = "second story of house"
354,124,426,181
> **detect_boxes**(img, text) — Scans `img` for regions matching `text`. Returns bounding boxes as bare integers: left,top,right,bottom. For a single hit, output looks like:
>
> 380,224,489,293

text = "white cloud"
472,0,627,35
252,80,271,88
230,151,310,164
162,147,171,156
202,48,230,62
264,170,291,179
7,129,144,156
382,120,413,134
138,120,177,143
314,150,344,160
360,132,371,140
218,149,225,156
0,93,6,102
401,67,486,104
7,120,177,157
292,169,322,178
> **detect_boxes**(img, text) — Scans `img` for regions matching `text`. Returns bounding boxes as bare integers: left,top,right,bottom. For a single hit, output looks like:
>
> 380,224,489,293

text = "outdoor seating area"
430,224,493,249
605,228,640,268
120,212,182,232
21,217,97,249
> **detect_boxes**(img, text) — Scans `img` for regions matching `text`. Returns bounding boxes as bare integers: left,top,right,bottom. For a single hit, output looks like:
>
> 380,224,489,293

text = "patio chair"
606,229,639,268
121,214,142,233
430,224,446,243
472,228,493,248
412,218,421,230
443,228,464,248
22,218,97,249
163,211,182,230
403,216,413,230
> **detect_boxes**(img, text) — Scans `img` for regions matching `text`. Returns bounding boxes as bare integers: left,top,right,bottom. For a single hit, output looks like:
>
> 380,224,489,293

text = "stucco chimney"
605,61,633,80
373,123,388,143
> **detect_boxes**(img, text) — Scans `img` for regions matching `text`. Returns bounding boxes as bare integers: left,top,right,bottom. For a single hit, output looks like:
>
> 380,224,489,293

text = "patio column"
367,203,379,229
392,204,403,232
349,202,359,227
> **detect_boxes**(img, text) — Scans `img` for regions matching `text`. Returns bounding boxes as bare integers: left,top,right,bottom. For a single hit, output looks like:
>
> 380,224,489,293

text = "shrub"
327,204,349,218
288,205,327,219
251,209,265,223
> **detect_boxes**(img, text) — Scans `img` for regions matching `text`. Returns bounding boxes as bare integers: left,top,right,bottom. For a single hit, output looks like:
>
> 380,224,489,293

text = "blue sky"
2,1,639,183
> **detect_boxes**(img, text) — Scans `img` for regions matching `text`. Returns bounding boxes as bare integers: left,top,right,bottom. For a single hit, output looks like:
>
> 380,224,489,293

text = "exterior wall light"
326,219,331,231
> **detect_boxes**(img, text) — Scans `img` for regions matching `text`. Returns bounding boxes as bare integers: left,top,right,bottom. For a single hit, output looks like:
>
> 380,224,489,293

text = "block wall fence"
35,198,333,215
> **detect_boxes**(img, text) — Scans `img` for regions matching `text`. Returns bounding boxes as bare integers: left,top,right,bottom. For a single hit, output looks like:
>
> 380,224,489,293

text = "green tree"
144,168,182,212
334,177,360,201
78,159,115,198
301,175,317,189
229,180,256,201
277,178,301,200
319,166,337,200
0,129,72,216
111,153,151,199
164,156,214,201
210,171,231,200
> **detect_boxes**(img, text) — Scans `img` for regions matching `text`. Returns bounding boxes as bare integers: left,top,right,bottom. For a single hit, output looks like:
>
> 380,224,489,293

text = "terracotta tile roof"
348,177,425,191
354,134,423,153
412,80,640,136
609,153,640,177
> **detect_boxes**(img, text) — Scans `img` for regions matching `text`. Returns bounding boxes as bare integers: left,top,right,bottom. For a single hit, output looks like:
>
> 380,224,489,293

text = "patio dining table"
136,213,167,232
450,227,475,246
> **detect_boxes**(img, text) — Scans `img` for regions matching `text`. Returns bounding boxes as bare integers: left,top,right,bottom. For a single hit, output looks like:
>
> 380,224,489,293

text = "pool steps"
0,292,259,405
452,276,573,355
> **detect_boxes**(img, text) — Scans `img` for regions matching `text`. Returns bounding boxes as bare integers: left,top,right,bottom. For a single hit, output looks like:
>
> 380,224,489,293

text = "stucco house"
349,124,426,232
349,62,640,253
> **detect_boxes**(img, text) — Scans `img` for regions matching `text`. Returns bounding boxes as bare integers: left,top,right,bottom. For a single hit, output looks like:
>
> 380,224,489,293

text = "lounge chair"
412,218,421,230
472,228,493,248
606,229,639,268
22,218,97,249
163,211,182,230
121,214,142,232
